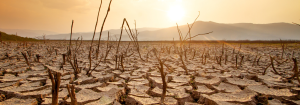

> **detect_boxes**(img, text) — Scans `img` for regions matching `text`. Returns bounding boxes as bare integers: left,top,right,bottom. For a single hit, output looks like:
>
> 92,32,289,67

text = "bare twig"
153,48,167,104
280,39,285,59
21,52,30,66
263,64,272,75
289,58,300,85
89,0,103,71
270,56,279,74
47,69,61,105
96,0,113,59
68,20,74,56
67,84,77,105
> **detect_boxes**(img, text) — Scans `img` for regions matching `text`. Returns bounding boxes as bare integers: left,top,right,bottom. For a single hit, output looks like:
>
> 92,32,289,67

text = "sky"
0,0,299,33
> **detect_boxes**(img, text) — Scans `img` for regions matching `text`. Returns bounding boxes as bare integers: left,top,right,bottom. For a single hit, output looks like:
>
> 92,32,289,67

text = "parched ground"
0,41,300,105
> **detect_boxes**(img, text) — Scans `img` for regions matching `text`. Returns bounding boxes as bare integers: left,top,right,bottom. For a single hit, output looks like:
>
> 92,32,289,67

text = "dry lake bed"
0,41,300,105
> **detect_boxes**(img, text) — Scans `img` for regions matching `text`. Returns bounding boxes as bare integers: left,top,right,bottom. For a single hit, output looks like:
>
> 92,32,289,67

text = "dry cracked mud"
0,41,300,105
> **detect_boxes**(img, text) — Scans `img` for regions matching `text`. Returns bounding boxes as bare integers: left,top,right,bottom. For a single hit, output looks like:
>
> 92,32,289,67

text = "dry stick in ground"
27,50,32,58
204,54,207,65
67,84,77,105
187,23,192,49
153,48,167,104
263,64,272,75
120,54,125,72
123,20,143,61
133,20,144,61
192,49,196,59
240,55,244,67
232,49,236,61
219,43,224,66
175,12,212,74
68,20,74,56
104,32,112,62
115,54,119,70
96,0,113,60
179,53,188,74
201,49,205,64
237,44,241,55
35,54,41,62
252,55,257,66
235,54,238,69
257,56,261,66
164,63,174,73
43,34,46,44
47,69,61,105
280,39,285,59
124,42,131,56
274,58,288,66
87,0,112,75
115,19,127,69
216,56,220,65
270,56,280,74
115,18,141,70
55,49,58,55
287,58,300,85
74,36,83,54
67,20,81,79
68,55,81,79
21,52,30,66
89,0,103,71
184,48,188,61
87,56,104,76
225,54,228,65
62,54,66,65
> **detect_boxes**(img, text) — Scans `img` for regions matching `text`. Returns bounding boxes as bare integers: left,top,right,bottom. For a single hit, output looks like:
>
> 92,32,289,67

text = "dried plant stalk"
235,55,238,69
35,54,41,62
175,11,212,74
263,64,271,75
96,0,113,60
87,0,112,75
252,55,257,66
21,52,30,66
47,69,61,105
293,58,300,85
257,56,261,66
89,0,103,71
280,39,285,59
287,58,300,84
68,55,81,79
62,54,66,65
67,84,77,105
104,32,112,62
270,56,279,74
240,55,244,67
68,20,74,56
43,34,46,44
153,48,167,104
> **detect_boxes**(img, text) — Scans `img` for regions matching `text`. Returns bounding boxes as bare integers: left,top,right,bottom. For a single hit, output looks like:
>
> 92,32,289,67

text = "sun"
167,5,185,22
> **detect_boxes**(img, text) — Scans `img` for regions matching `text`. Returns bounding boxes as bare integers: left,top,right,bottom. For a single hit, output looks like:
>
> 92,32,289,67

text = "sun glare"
167,5,185,22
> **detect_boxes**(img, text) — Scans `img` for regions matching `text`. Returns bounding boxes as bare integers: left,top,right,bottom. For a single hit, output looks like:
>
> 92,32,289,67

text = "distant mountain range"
3,21,300,41
37,27,161,40
135,21,300,41
0,28,58,38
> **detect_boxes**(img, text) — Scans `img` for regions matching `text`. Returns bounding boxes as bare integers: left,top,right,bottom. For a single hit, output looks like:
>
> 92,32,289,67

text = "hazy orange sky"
0,0,299,33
